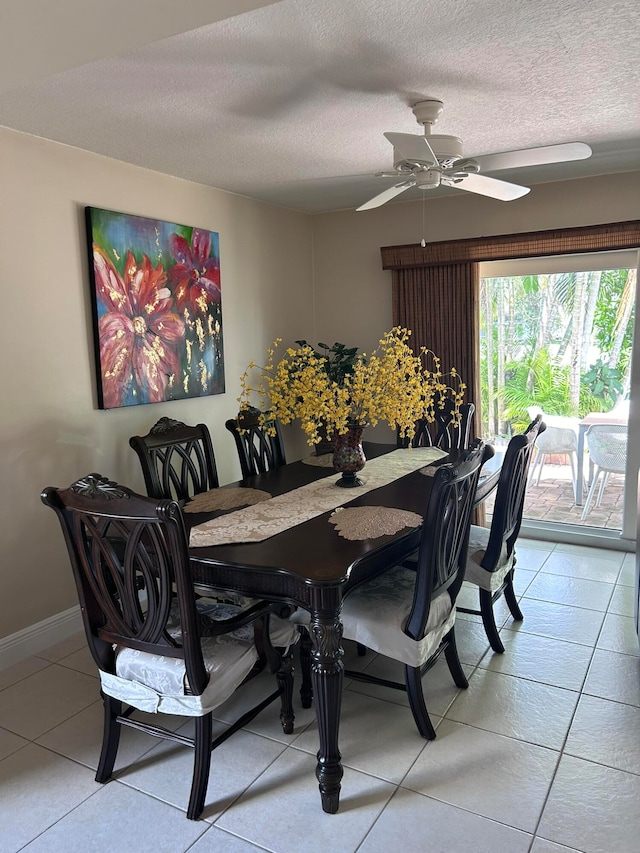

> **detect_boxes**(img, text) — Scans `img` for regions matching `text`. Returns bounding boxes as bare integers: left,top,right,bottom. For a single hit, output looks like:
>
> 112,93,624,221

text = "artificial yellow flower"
238,327,465,445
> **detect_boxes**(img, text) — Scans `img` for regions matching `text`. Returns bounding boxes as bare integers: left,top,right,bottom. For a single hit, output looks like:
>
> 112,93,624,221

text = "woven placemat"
183,487,272,513
329,505,422,541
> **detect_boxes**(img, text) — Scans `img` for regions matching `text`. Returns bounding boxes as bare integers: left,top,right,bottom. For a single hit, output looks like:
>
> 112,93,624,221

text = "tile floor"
0,540,638,853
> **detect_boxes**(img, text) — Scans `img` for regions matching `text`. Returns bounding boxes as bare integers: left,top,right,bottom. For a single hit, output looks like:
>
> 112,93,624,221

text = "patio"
484,460,624,531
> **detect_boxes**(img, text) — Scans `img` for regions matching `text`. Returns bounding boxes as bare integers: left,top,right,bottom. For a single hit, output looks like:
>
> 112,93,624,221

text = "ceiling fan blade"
452,173,530,201
473,142,592,173
383,132,437,167
356,180,414,211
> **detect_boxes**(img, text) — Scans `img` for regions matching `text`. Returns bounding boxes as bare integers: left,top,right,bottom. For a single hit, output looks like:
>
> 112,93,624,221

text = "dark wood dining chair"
398,401,475,451
458,414,546,652
41,473,298,820
226,408,314,707
225,408,286,479
129,417,219,501
341,440,489,739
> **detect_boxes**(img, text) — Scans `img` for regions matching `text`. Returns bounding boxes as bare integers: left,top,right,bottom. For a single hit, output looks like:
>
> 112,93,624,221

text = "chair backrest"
527,407,576,453
482,414,546,572
398,401,475,451
129,417,219,501
41,473,209,694
225,410,286,478
585,423,628,473
405,439,488,641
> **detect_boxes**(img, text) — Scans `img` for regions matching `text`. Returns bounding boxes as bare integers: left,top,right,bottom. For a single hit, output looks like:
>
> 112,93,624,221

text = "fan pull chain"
421,193,427,248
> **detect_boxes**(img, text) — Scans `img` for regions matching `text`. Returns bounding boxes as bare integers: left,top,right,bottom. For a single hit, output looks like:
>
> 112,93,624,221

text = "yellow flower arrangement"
238,326,466,445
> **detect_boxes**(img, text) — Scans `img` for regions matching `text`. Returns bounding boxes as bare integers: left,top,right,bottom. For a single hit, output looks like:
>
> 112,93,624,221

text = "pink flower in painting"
168,229,221,316
93,247,185,407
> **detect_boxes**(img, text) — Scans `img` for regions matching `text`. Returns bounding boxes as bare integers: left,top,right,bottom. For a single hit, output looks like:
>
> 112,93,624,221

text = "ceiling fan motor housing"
410,101,466,168
427,135,465,168
392,134,465,170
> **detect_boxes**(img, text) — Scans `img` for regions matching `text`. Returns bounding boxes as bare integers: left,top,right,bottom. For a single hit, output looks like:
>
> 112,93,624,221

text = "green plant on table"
294,341,359,387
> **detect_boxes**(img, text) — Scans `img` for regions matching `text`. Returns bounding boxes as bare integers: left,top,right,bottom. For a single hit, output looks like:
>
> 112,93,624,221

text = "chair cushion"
99,601,298,717
464,525,514,592
341,564,455,668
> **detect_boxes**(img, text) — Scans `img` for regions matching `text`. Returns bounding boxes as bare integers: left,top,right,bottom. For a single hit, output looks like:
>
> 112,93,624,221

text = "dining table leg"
308,589,344,814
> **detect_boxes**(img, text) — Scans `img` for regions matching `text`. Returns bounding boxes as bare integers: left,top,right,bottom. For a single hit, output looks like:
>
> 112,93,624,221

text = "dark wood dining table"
187,441,498,813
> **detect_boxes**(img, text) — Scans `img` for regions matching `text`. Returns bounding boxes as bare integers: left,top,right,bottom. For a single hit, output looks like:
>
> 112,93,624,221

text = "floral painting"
86,207,224,409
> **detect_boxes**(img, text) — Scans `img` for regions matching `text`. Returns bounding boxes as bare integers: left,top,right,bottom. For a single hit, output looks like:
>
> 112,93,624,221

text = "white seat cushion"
99,600,298,717
464,525,514,592
341,564,455,668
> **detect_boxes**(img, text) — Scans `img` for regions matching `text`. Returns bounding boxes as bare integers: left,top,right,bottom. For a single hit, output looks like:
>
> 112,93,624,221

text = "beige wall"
0,127,313,638
2,124,639,642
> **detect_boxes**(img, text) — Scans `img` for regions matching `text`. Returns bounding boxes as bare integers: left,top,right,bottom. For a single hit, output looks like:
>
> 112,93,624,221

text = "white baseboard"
0,605,83,671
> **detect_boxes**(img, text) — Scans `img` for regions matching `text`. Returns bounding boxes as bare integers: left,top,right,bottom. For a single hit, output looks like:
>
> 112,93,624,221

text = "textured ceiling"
2,0,639,213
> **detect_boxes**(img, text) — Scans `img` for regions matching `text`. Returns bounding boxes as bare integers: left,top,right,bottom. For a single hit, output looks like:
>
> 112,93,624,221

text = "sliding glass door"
479,250,639,541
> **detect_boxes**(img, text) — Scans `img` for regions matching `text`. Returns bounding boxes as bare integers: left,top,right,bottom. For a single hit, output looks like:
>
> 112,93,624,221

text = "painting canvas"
86,207,225,409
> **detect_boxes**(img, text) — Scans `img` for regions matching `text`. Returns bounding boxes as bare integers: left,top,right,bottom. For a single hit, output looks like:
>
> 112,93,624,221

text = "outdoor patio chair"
458,415,545,652
581,424,628,520
527,406,578,496
41,473,298,820
341,441,488,740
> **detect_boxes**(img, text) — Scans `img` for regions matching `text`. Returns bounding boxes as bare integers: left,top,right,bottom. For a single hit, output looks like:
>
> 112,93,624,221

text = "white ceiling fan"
357,99,592,211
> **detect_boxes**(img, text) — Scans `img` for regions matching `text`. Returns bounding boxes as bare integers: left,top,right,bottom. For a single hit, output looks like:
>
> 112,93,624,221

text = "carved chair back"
41,473,209,694
129,417,219,501
406,440,488,641
482,415,546,573
225,412,286,479
398,402,475,451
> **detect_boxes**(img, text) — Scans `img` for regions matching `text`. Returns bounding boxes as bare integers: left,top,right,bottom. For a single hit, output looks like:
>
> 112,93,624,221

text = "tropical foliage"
481,267,636,437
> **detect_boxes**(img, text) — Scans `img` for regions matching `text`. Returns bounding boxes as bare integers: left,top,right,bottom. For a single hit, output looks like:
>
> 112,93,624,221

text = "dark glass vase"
333,424,366,487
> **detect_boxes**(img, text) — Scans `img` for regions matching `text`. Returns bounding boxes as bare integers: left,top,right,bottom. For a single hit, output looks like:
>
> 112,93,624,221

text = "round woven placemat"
329,505,422,540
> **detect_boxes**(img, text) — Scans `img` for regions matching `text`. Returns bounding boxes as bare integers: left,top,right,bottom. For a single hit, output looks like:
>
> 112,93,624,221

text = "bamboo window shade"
382,219,640,440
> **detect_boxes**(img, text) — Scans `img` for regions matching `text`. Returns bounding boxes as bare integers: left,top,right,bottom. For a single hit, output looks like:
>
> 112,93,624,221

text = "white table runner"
189,447,447,547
